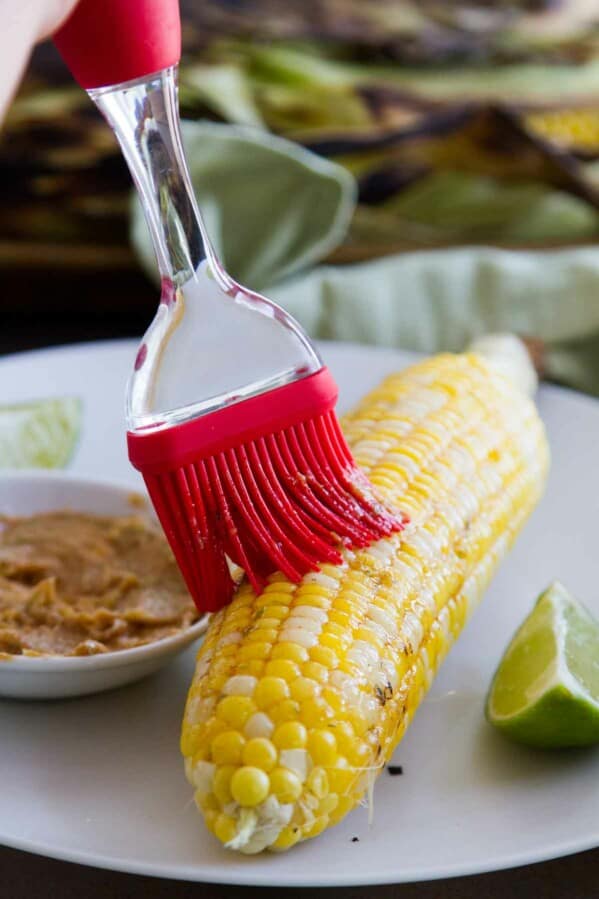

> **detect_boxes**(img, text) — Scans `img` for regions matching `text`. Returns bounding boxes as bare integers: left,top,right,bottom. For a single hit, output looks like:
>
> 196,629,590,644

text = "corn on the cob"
525,109,599,155
181,352,549,853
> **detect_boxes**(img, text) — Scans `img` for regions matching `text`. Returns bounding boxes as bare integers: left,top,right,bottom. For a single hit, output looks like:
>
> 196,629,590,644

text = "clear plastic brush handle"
54,1,322,433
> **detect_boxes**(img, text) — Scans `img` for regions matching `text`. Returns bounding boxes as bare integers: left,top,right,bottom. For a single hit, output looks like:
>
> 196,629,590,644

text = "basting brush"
54,0,405,613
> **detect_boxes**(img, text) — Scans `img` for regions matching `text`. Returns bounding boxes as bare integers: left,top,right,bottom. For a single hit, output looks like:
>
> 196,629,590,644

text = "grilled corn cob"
525,108,599,155
181,350,549,853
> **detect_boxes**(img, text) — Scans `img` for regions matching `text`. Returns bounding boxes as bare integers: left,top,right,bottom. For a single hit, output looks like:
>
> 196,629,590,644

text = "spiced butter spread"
0,511,198,657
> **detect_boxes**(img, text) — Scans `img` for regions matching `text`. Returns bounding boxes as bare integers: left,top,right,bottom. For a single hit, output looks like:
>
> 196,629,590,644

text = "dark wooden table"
2,844,599,898
2,302,598,898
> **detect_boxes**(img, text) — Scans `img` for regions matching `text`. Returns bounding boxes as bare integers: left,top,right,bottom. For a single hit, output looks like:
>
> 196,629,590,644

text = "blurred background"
4,0,599,392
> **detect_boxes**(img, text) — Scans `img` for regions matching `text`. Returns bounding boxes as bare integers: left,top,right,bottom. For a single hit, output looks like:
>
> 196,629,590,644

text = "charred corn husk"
181,351,549,853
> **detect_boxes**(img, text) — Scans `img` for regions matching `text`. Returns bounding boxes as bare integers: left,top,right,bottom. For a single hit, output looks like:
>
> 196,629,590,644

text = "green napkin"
273,247,599,396
131,120,599,397
131,121,356,291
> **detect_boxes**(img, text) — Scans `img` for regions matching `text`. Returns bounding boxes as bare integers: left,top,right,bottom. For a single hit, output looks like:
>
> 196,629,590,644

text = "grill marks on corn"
181,354,549,853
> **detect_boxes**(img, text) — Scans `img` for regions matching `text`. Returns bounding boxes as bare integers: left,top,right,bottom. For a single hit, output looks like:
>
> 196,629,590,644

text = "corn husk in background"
6,0,599,395
3,0,599,272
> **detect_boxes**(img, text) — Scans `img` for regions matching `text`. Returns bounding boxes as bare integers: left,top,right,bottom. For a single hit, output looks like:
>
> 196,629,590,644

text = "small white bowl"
0,471,209,700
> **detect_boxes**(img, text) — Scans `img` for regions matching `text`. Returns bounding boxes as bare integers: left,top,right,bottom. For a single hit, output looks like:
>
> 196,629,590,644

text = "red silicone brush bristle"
143,415,404,613
129,368,406,613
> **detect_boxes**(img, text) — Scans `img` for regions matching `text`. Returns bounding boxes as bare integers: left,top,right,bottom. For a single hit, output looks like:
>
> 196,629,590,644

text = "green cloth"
132,121,356,290
273,248,599,396
131,120,599,397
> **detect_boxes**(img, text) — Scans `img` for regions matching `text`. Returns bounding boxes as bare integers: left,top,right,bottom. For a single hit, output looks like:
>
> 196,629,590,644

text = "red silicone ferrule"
127,367,339,474
54,0,181,90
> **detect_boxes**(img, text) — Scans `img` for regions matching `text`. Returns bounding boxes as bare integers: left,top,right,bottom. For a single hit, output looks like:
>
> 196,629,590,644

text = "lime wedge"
486,582,599,748
0,397,82,469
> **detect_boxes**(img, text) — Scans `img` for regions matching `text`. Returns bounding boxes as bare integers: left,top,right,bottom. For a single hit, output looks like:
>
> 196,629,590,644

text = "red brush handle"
54,0,181,90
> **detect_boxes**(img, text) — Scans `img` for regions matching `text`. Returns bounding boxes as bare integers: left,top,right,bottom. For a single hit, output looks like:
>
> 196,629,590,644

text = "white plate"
0,339,598,886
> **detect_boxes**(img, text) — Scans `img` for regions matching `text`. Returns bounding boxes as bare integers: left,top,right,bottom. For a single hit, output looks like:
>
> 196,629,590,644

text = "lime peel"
486,582,599,748
0,396,82,469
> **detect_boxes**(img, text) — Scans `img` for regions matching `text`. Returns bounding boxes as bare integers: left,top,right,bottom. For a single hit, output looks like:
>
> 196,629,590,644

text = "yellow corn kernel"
354,627,384,654
247,628,278,644
205,674,228,695
190,745,210,763
253,677,289,709
346,708,369,738
237,642,272,662
323,622,349,640
333,718,360,750
329,610,352,629
320,794,339,815
269,767,302,803
300,698,333,728
203,809,218,834
305,816,329,839
256,617,284,630
289,677,319,702
321,687,346,714
319,632,349,654
242,738,277,771
295,598,330,613
344,738,371,768
269,699,301,725
180,724,202,757
302,661,328,684
309,645,338,669
328,759,355,794
213,765,236,805
244,660,266,678
328,792,355,824
230,767,270,807
263,581,295,594
295,583,330,598
262,605,290,620
211,731,245,766
214,813,238,845
256,592,291,608
216,644,239,657
272,721,307,750
271,825,301,851
216,696,255,729
271,642,309,664
198,792,219,813
307,729,337,767
265,659,300,681
198,718,227,746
